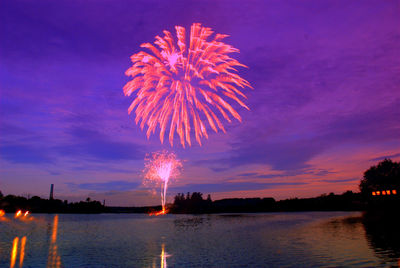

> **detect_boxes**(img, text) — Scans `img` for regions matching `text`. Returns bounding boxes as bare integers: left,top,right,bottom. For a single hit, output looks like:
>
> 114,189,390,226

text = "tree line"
170,158,399,213
0,194,104,213
1,158,398,214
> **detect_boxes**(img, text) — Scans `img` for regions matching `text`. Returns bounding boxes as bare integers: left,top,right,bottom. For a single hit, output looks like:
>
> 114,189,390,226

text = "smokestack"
50,184,54,200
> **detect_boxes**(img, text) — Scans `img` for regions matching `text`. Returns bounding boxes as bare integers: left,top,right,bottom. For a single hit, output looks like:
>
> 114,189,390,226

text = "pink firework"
144,151,182,214
124,23,252,147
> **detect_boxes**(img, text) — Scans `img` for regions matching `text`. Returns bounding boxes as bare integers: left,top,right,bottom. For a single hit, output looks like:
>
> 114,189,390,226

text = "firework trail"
144,151,182,214
124,23,252,147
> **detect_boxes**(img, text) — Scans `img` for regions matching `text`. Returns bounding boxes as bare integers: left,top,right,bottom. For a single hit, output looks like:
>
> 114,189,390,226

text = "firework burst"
144,151,182,214
124,23,252,147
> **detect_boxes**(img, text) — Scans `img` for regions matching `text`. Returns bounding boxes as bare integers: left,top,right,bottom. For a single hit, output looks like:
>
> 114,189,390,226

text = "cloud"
0,122,29,136
66,180,140,191
55,126,144,161
319,178,359,183
0,144,54,164
237,172,259,177
197,138,326,172
171,181,308,193
57,189,160,206
197,100,400,177
1,0,399,204
369,153,400,162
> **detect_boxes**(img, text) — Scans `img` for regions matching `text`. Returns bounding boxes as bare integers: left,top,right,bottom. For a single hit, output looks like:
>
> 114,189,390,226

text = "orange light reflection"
47,215,61,268
19,237,26,268
10,237,18,268
160,243,170,268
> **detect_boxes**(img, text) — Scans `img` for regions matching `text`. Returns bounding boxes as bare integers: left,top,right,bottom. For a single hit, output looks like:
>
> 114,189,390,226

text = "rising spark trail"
124,23,252,147
144,151,182,214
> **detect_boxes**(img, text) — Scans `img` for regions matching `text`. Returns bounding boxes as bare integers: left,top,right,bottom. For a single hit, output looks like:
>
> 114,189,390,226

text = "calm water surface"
0,211,399,267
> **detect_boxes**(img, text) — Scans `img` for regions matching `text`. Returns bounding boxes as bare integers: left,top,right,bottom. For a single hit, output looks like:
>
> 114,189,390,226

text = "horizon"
1,0,399,207
0,183,362,206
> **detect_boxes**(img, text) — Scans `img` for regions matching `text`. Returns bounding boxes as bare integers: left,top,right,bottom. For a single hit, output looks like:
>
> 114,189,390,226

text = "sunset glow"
1,0,399,208
0,1,400,267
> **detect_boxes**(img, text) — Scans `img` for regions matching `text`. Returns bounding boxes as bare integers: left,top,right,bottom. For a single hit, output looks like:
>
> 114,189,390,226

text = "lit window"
393,190,397,195
382,191,386,195
386,190,391,195
376,191,381,195
372,192,376,196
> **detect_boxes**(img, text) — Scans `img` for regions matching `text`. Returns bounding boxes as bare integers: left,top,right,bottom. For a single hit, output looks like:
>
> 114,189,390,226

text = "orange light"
52,215,58,243
0,210,5,217
20,236,26,267
376,191,380,195
393,190,397,195
15,210,22,218
10,237,19,268
47,215,61,268
161,243,167,268
24,211,29,217
386,190,391,195
149,208,168,216
372,192,376,196
382,191,386,195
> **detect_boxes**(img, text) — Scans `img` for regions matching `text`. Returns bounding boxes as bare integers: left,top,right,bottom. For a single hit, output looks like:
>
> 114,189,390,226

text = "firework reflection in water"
144,151,182,214
10,236,26,268
160,243,170,268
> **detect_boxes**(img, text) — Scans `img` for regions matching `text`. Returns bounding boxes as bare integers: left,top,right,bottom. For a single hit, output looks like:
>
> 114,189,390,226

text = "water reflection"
0,210,33,222
14,211,33,222
160,243,169,268
362,211,400,265
1,212,400,266
152,243,170,268
47,215,62,268
9,236,26,268
174,216,210,230
324,211,400,266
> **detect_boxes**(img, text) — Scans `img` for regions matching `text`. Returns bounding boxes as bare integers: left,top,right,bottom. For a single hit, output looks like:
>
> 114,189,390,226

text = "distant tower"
50,184,54,200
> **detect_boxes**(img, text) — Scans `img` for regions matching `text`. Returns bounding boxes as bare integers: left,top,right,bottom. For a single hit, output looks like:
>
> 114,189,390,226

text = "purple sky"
1,0,399,206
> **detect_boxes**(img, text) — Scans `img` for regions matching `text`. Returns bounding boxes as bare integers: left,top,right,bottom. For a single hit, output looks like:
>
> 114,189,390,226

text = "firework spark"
124,23,252,147
144,151,182,214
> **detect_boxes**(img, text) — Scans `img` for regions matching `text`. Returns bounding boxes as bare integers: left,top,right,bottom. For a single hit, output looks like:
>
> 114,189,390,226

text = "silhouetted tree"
172,192,213,213
359,159,400,196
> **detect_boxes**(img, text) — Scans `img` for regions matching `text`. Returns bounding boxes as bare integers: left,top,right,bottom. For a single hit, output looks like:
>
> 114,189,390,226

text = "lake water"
0,211,399,267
